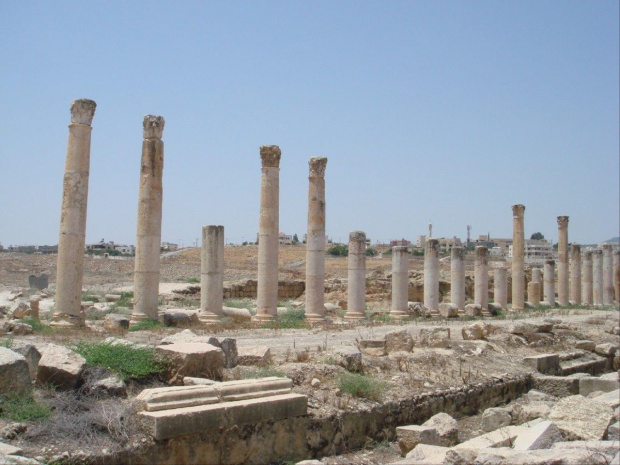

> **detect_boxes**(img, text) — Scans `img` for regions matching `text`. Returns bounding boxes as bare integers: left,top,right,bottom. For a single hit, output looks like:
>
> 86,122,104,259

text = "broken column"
199,225,224,324
511,204,526,310
305,157,327,322
582,250,593,305
557,216,569,306
494,266,508,309
424,239,440,314
345,231,366,321
528,267,542,306
451,246,465,311
132,116,165,324
52,99,97,327
592,249,603,306
390,246,410,319
254,146,281,323
569,244,581,305
602,244,614,306
614,249,620,304
543,260,555,306
474,246,489,310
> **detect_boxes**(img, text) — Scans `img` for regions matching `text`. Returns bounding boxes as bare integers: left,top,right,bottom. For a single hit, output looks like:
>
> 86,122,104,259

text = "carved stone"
70,99,96,125
143,115,165,139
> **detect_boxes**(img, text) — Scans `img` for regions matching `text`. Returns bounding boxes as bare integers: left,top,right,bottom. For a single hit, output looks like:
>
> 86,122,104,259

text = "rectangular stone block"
455,419,542,450
532,374,580,397
580,377,620,396
523,354,560,375
139,393,308,440
591,389,620,409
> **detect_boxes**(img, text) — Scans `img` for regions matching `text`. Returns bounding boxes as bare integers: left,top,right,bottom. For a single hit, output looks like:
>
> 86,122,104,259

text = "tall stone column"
254,146,281,323
199,225,224,324
53,99,97,327
474,246,489,310
543,260,555,306
494,267,508,309
569,244,581,305
582,250,593,305
424,239,440,313
614,249,620,304
602,244,614,305
556,216,569,306
592,249,603,306
532,268,542,283
390,246,409,319
511,204,526,310
450,246,465,311
345,231,366,321
132,115,165,324
305,157,327,322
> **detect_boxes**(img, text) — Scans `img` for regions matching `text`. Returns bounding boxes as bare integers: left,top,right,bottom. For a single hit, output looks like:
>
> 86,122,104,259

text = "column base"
305,313,326,323
50,312,85,328
129,313,159,328
388,310,409,320
344,312,365,321
198,312,222,325
252,313,276,323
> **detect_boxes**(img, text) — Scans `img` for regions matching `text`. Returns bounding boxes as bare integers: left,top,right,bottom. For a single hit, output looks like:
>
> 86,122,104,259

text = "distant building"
114,244,135,255
278,232,292,245
489,246,504,257
508,239,553,265
86,239,134,255
38,245,58,254
390,238,411,247
437,237,462,252
7,245,36,253
161,242,179,252
417,235,427,248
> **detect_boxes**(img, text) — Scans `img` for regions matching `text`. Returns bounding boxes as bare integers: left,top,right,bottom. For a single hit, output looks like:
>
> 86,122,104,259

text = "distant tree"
553,243,558,250
530,232,544,240
366,247,378,257
292,233,299,244
327,244,348,256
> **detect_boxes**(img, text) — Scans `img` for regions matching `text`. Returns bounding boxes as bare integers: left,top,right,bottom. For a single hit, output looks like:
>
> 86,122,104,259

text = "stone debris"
438,303,458,318
0,347,31,395
464,303,482,317
523,354,561,375
548,394,615,440
155,343,224,380
396,412,458,456
11,344,41,381
207,337,238,368
90,375,127,397
359,339,386,356
103,313,130,331
419,327,450,347
36,344,86,390
331,346,362,372
222,306,252,321
512,420,563,450
481,407,512,432
183,377,218,386
385,329,414,353
579,376,620,396
575,340,596,351
462,322,493,340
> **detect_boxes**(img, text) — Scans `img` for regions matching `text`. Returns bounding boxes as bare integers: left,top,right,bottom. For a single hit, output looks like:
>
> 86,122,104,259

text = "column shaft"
474,246,489,310
511,205,525,310
199,225,224,323
424,239,440,312
614,249,620,304
569,244,581,305
450,246,465,310
557,216,569,306
582,251,593,305
602,244,614,305
544,260,555,305
494,267,508,309
390,246,409,318
592,250,603,306
345,231,366,320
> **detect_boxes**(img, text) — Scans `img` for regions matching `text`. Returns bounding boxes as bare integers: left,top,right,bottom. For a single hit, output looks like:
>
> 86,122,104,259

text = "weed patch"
0,337,14,348
128,319,164,332
19,317,54,334
262,308,310,329
338,372,386,401
0,393,51,422
112,292,134,308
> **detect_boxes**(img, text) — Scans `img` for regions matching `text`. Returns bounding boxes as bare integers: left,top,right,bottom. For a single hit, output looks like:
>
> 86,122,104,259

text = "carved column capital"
70,99,96,125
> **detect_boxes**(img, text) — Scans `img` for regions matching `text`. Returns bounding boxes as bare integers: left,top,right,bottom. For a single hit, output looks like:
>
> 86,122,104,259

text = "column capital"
349,230,366,242
70,99,96,125
546,259,556,266
601,243,613,251
592,249,603,256
512,204,525,217
451,246,464,259
557,216,569,228
392,245,409,254
143,115,165,139
260,145,281,168
570,243,581,258
583,250,593,259
308,157,327,177
475,246,488,257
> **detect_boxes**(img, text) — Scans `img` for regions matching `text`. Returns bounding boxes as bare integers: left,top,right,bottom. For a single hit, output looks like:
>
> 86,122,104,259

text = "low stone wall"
223,280,305,300
117,374,531,465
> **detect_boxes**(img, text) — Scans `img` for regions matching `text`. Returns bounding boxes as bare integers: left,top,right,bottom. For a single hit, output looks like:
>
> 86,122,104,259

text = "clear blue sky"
1,1,618,247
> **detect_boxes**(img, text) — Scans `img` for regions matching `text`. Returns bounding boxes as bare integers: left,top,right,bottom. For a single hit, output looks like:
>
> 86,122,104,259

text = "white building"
508,239,553,265
278,232,292,245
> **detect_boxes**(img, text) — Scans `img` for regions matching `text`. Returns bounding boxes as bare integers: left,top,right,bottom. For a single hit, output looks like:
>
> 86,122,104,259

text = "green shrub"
366,247,378,257
262,308,310,329
0,338,13,348
242,367,285,379
338,373,385,401
72,341,165,380
327,244,348,256
0,393,51,422
128,319,163,332
19,318,53,334
187,278,199,284
112,292,134,308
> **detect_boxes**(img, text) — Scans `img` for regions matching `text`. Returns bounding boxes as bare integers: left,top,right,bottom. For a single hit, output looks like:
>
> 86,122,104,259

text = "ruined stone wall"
223,280,305,300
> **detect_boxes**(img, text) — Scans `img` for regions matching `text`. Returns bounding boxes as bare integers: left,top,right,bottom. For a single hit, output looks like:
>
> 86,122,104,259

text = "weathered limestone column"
450,246,465,311
345,231,366,321
494,266,508,309
390,246,409,319
614,249,620,304
52,99,97,327
305,157,327,322
556,216,569,306
253,146,281,323
569,244,581,305
511,204,526,310
592,249,603,306
602,244,614,305
528,267,542,306
474,246,489,310
424,239,440,313
532,268,542,283
199,225,224,324
582,250,593,305
131,115,165,324
543,260,556,306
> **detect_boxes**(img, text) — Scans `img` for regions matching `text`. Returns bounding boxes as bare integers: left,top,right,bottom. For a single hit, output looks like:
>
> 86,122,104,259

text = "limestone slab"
512,420,563,450
579,377,620,396
548,394,615,440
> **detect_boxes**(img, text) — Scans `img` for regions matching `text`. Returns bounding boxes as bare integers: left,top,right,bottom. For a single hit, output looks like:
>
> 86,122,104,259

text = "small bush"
0,393,51,422
72,341,165,380
19,318,53,334
187,278,199,284
262,308,310,330
327,244,348,256
338,373,385,401
112,292,134,308
0,337,14,348
128,319,164,332
366,247,378,257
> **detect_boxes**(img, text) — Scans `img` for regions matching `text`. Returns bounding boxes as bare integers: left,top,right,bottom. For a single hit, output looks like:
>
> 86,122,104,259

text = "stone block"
551,441,620,463
222,306,252,321
359,340,386,356
407,302,425,317
579,377,620,396
103,313,130,331
475,447,608,465
237,346,271,367
183,377,218,386
481,407,512,432
9,302,29,319
28,274,48,290
155,343,224,380
160,309,200,327
0,347,31,395
37,344,85,390
575,340,596,351
11,345,40,381
332,346,362,372
419,327,450,347
139,393,307,440
591,389,620,409
548,394,615,440
488,303,502,315
385,329,414,353
513,420,563,450
455,419,542,449
424,412,458,445
159,329,202,345
595,343,618,357
512,401,552,423
524,354,560,375
0,442,23,455
438,303,458,318
461,322,492,340
443,449,478,465
90,375,127,397
464,304,482,317
608,421,620,440
208,337,238,368
396,425,443,456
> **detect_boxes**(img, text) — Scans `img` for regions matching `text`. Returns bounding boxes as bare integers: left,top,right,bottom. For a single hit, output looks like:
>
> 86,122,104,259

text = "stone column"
602,244,614,306
532,268,542,283
199,225,224,324
450,246,465,311
556,216,569,306
592,249,603,306
582,250,593,305
569,244,581,305
305,157,327,322
424,239,440,313
253,146,281,323
345,231,366,321
511,204,526,310
614,249,620,304
390,246,409,319
474,246,489,310
543,260,555,306
52,99,97,327
131,115,165,324
494,267,508,309
528,267,542,306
